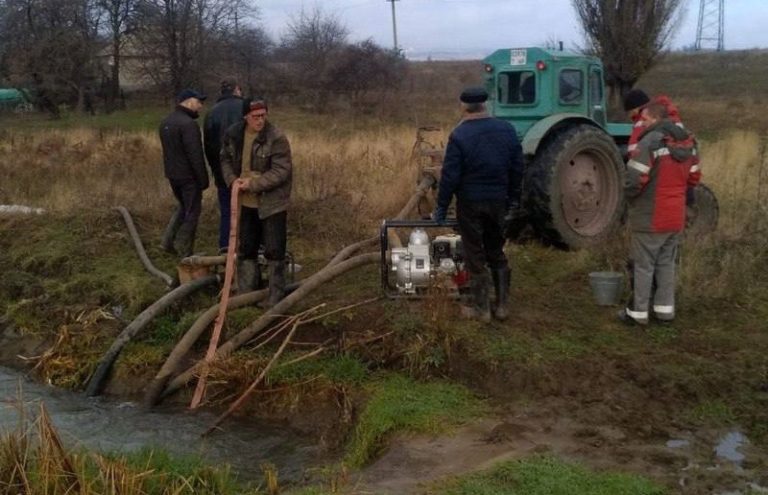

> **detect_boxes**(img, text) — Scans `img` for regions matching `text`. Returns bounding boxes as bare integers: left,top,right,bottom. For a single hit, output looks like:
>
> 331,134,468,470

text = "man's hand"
233,178,249,191
432,205,447,224
503,203,527,234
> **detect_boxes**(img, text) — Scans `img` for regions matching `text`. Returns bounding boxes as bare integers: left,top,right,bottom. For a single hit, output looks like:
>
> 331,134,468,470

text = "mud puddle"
359,407,768,494
0,367,322,482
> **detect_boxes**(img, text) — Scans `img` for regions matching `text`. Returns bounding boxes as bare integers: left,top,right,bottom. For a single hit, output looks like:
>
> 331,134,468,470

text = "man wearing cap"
220,97,292,307
433,87,524,323
159,89,209,258
204,78,244,253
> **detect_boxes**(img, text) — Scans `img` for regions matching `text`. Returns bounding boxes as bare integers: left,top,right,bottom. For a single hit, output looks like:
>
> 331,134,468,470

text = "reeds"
0,401,246,494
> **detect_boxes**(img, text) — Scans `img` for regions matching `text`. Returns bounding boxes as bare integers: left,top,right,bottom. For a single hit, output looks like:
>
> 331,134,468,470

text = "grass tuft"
344,373,484,468
430,455,665,495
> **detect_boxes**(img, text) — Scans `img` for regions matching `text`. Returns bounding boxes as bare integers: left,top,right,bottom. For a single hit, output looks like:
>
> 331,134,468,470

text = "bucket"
588,271,624,306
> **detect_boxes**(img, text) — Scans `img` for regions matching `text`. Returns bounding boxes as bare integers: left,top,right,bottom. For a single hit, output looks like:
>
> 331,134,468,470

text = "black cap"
623,89,649,112
460,87,488,104
242,96,268,116
176,88,207,103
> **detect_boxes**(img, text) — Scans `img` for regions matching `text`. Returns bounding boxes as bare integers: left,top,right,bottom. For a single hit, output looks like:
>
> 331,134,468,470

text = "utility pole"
695,0,725,51
385,0,399,53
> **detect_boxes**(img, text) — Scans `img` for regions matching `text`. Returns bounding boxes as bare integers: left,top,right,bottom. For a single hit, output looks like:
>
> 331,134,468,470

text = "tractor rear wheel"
526,124,625,248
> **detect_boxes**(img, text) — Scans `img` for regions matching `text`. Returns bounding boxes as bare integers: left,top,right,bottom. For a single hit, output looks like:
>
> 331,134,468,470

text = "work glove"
503,202,527,236
432,205,447,225
685,186,696,206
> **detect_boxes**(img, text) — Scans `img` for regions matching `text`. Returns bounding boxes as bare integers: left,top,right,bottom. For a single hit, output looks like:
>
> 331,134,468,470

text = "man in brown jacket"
220,97,292,306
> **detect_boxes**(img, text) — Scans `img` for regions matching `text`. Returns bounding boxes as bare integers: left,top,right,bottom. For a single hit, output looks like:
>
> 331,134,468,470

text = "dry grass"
0,401,249,494
0,125,447,240
679,130,768,301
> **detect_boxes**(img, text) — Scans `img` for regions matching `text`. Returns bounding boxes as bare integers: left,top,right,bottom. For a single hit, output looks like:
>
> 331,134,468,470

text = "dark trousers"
456,199,508,276
239,207,287,262
217,185,231,251
165,178,202,257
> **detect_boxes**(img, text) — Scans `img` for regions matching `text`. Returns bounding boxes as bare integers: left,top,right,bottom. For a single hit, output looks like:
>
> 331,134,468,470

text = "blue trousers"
217,185,231,251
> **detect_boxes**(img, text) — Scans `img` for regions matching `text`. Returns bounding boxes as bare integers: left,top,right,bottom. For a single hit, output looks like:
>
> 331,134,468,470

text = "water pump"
380,219,469,296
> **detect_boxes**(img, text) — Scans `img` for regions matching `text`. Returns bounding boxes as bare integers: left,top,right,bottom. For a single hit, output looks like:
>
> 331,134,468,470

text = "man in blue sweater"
433,87,524,322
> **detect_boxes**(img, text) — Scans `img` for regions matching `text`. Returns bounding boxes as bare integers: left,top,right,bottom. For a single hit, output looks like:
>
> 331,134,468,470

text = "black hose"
85,274,219,397
114,206,175,287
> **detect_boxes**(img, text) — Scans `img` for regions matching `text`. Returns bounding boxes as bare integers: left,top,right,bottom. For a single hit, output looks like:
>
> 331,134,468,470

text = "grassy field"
1,51,767,494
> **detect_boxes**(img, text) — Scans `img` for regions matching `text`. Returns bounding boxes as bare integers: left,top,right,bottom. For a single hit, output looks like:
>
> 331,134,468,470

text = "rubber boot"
237,258,259,294
491,267,511,321
160,207,182,254
173,222,196,258
461,272,491,323
261,261,286,309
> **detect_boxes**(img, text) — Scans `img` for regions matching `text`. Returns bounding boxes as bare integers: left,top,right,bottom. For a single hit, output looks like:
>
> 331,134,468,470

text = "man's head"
640,102,668,127
220,77,242,97
177,89,206,113
623,88,650,118
243,97,268,132
459,86,488,114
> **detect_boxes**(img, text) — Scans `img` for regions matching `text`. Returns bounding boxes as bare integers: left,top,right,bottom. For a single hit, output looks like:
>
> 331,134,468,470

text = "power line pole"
695,0,725,51
385,0,399,53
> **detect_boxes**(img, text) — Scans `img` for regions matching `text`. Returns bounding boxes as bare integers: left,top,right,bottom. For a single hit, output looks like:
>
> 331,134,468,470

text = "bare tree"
0,0,102,114
277,6,348,107
135,0,253,97
97,0,140,111
325,39,407,104
572,0,683,107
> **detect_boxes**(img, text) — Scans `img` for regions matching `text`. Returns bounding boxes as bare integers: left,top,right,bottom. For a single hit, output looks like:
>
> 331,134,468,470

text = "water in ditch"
0,366,321,482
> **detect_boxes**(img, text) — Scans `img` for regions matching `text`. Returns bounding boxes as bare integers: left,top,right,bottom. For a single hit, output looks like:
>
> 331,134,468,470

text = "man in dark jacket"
221,97,292,307
433,87,524,322
203,78,243,252
159,89,209,258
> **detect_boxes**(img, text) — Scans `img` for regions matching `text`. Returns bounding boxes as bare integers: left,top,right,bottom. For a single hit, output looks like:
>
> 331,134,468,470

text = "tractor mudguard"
522,114,599,155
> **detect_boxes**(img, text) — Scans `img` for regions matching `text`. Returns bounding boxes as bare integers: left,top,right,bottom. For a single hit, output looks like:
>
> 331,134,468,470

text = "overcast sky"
257,0,767,59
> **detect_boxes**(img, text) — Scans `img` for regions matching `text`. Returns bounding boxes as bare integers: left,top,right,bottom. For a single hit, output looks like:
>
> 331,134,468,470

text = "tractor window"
497,71,536,105
559,69,583,104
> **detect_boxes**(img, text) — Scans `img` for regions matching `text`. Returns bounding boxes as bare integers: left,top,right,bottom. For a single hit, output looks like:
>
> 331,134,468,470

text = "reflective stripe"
676,122,685,128
690,165,701,173
628,160,650,174
626,308,649,319
628,143,638,152
653,148,670,159
653,305,675,314
692,148,698,156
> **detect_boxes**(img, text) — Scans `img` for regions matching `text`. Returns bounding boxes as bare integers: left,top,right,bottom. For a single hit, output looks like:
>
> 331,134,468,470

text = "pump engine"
380,220,469,296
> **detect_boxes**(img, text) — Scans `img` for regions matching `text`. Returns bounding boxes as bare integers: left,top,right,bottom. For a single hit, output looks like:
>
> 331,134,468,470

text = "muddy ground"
0,211,767,494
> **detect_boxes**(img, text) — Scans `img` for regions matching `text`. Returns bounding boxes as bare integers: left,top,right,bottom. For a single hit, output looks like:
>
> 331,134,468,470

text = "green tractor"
420,47,717,249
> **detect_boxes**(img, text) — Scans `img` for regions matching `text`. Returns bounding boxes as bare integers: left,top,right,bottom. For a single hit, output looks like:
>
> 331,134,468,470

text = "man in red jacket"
619,103,701,325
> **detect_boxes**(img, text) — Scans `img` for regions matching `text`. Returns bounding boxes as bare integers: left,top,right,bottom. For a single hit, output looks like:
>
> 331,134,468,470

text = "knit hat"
242,96,268,116
623,89,650,112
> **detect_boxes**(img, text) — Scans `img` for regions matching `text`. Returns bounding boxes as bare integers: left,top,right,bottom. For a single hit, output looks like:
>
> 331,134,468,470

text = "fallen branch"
203,305,325,435
161,252,379,400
